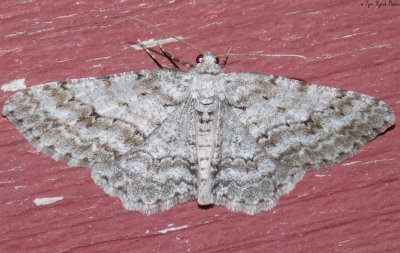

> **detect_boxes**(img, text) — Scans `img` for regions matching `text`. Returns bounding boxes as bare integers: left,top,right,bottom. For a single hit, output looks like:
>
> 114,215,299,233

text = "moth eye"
196,55,203,64
214,57,219,64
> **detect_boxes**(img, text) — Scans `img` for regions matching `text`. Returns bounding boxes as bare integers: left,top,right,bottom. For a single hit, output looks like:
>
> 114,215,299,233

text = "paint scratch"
132,36,183,50
158,225,188,234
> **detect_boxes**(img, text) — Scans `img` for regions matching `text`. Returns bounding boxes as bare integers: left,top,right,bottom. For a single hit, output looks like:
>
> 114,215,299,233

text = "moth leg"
137,40,174,69
159,44,194,69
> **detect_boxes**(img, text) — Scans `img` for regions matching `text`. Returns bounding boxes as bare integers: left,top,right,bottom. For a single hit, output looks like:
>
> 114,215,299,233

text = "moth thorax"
194,97,219,205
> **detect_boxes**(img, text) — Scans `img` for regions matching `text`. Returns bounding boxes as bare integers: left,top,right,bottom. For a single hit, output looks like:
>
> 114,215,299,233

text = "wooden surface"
1,1,399,252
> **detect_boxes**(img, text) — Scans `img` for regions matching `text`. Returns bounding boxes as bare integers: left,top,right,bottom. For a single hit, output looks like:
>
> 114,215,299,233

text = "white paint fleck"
7,198,28,205
338,239,351,245
342,161,362,166
158,225,188,234
333,32,368,40
0,180,15,184
54,14,77,20
364,158,394,164
286,10,302,15
132,36,183,50
307,11,321,15
1,78,26,92
28,27,55,35
57,58,74,63
86,56,111,62
0,166,21,173
33,196,64,206
4,31,26,38
297,192,310,198
198,22,222,29
314,174,327,177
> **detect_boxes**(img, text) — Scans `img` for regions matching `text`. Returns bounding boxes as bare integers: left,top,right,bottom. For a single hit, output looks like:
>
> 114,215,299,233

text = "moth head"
193,52,223,74
196,54,219,65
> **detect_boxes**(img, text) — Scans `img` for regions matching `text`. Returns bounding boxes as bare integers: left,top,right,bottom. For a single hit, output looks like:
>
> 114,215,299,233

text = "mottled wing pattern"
224,72,395,171
91,100,198,214
213,101,304,214
215,72,394,214
3,69,191,167
3,55,395,215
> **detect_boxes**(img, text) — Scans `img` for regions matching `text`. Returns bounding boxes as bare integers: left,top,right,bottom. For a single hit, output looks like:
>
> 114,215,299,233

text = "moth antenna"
131,17,204,54
229,53,308,61
219,48,232,67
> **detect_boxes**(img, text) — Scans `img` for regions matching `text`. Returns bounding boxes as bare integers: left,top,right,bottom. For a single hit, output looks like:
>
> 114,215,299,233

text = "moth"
2,23,395,215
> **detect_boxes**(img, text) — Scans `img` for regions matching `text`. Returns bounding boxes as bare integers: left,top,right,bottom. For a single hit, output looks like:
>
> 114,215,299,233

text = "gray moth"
2,52,395,215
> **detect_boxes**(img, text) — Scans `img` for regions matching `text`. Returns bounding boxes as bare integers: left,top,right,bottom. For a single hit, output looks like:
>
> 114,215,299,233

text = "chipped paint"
286,10,302,15
86,56,111,61
28,27,55,35
4,31,26,37
33,197,64,206
0,180,15,185
158,225,188,234
364,158,394,164
342,161,362,166
307,11,321,15
333,32,368,40
53,14,77,20
1,78,26,92
132,36,183,50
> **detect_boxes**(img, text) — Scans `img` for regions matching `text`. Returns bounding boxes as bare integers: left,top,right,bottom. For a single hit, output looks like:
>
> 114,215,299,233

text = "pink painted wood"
1,1,399,252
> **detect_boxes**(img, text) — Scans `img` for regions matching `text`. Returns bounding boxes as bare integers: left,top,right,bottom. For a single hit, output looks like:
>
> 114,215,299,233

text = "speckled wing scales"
3,51,395,215
91,99,198,214
215,72,394,214
3,69,190,167
213,101,304,214
224,72,395,171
